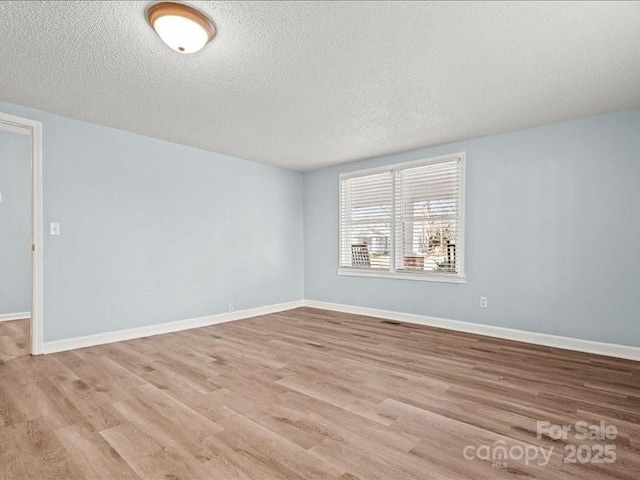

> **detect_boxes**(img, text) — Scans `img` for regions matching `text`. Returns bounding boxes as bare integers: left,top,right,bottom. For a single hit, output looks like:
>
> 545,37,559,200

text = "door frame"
0,111,44,355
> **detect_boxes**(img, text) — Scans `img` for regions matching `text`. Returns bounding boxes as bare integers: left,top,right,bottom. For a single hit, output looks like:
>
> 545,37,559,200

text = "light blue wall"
0,130,31,314
0,102,304,342
3,99,638,347
304,109,640,347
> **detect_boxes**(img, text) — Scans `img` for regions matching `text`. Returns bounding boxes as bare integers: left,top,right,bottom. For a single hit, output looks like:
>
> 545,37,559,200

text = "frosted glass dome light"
147,2,215,54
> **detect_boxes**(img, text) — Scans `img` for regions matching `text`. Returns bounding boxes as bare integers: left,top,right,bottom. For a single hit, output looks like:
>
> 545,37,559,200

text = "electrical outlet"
228,303,234,313
480,296,488,309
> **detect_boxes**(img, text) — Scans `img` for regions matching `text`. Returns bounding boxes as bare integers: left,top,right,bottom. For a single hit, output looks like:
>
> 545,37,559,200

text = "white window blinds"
340,171,392,269
339,153,465,281
395,159,462,274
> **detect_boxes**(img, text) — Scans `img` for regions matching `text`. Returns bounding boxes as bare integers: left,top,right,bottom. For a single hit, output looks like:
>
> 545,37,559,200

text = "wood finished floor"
0,307,639,479
0,317,29,361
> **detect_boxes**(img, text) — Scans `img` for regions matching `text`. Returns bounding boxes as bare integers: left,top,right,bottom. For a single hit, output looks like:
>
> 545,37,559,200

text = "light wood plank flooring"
0,307,639,479
0,317,29,361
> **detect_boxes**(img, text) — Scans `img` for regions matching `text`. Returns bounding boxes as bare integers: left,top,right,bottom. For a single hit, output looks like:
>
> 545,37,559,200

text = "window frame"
338,152,466,284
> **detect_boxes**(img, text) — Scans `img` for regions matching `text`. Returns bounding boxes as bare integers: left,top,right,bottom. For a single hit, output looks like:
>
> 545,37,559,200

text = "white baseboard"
303,300,640,362
0,311,30,322
39,299,640,361
42,300,304,354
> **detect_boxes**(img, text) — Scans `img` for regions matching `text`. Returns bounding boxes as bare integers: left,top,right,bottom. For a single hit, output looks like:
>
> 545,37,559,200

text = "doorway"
0,112,43,355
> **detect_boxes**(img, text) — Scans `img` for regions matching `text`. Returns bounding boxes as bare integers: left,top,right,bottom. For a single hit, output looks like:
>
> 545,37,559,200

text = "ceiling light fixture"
146,2,215,54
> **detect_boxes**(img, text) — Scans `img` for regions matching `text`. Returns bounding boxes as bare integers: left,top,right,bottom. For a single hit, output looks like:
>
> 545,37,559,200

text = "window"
339,153,465,283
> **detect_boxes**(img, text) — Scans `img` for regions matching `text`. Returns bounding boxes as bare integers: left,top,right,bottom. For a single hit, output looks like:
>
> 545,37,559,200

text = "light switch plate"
49,222,60,236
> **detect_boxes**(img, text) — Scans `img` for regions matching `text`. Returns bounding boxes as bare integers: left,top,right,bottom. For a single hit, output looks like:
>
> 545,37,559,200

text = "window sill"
337,268,466,284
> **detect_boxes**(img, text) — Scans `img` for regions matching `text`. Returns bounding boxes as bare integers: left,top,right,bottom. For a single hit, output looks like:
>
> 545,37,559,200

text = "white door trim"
0,111,44,355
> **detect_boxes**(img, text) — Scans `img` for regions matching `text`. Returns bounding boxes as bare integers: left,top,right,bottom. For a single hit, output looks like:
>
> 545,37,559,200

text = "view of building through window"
340,155,463,278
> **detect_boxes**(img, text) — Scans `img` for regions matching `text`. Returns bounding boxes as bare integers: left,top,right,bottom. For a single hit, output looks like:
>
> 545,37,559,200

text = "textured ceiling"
1,1,640,171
